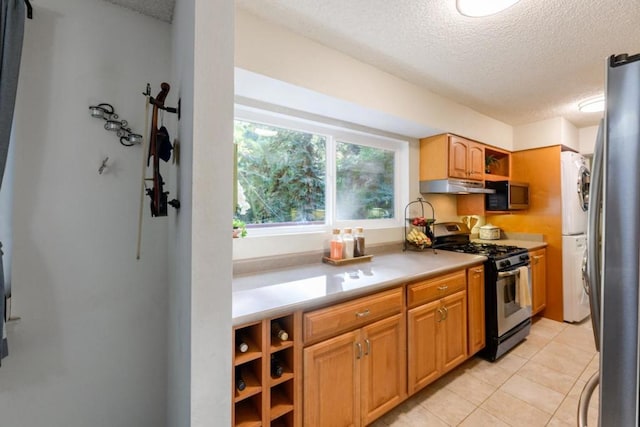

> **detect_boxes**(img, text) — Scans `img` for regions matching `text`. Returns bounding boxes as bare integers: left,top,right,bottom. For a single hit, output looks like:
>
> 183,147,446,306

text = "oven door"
496,264,532,337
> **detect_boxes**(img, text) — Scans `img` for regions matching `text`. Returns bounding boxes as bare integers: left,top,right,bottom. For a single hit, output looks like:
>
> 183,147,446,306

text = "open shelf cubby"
270,379,295,421
233,313,300,427
484,146,511,181
269,316,294,353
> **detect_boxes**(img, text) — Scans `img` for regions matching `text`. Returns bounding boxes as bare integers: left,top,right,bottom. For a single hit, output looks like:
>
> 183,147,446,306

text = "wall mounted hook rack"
88,102,142,146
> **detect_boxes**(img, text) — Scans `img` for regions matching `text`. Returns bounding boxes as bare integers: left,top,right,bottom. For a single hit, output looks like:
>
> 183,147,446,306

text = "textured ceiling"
104,0,174,23
106,0,640,128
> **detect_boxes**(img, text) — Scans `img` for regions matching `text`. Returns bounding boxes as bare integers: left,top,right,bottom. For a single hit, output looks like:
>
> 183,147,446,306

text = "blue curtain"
0,0,26,365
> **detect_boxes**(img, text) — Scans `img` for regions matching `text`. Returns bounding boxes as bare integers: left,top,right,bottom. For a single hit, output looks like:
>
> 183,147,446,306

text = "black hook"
24,0,32,19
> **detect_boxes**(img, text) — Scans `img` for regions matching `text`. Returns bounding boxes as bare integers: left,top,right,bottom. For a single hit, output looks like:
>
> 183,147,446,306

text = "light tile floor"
372,316,599,427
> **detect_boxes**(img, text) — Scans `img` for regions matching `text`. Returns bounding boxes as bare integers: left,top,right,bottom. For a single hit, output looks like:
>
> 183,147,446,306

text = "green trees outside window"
234,118,396,228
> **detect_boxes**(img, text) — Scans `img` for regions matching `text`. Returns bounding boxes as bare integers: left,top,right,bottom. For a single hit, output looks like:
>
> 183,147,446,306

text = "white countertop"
232,250,486,325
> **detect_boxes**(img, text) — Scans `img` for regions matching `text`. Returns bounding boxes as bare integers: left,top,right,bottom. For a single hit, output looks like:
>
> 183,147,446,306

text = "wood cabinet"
233,314,301,427
530,248,547,315
234,266,486,426
406,270,468,395
303,289,406,427
303,330,360,427
484,146,511,181
467,266,485,355
420,133,484,182
449,135,485,180
420,133,514,216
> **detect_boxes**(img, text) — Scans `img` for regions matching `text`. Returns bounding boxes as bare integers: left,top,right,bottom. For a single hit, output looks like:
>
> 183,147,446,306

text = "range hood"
419,178,496,195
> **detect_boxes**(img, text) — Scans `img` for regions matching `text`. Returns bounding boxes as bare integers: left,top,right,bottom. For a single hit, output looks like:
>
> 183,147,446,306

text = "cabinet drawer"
407,270,467,308
303,287,403,344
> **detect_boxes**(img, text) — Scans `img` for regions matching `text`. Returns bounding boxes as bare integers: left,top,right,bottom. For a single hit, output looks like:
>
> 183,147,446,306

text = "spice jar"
330,229,343,260
342,228,355,259
354,227,365,257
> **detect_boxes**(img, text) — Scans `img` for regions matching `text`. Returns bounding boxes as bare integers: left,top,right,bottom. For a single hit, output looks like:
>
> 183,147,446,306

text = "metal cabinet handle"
533,255,543,265
473,268,483,274
436,308,444,322
437,285,448,291
364,339,371,356
442,306,448,320
356,342,363,359
355,309,370,318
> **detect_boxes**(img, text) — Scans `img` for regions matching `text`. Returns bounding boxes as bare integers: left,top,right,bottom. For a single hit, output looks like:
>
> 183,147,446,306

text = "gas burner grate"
441,242,525,259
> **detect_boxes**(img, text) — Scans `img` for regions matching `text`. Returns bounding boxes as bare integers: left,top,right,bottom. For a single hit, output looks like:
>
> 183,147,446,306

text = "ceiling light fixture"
578,96,605,113
456,0,521,17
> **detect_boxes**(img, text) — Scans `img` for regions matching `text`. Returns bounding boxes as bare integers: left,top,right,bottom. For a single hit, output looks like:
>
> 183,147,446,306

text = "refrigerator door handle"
586,119,604,350
577,371,600,427
581,252,589,295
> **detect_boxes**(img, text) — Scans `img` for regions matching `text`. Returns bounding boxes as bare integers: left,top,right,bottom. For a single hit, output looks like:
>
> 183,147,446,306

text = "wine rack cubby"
233,313,301,427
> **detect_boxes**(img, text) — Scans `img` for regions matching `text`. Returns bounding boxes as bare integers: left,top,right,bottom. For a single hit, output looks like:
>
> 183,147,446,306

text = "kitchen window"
234,107,408,235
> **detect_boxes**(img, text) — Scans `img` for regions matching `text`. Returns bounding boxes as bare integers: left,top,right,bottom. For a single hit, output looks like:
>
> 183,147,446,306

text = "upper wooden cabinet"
420,133,485,182
484,146,511,181
449,135,485,180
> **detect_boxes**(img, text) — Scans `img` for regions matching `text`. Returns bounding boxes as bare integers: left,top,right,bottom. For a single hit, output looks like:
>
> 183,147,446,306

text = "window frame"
234,105,409,236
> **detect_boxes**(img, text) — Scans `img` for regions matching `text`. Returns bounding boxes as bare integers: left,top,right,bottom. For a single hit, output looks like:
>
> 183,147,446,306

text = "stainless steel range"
433,222,532,361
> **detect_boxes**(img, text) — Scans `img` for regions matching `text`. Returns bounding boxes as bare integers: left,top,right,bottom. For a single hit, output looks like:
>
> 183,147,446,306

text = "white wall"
513,117,580,151
169,0,234,425
0,1,171,426
235,9,514,151
579,125,599,155
0,131,15,294
168,0,193,424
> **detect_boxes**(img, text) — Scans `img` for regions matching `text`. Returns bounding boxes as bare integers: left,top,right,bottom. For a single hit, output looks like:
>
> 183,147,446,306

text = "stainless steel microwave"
485,181,529,211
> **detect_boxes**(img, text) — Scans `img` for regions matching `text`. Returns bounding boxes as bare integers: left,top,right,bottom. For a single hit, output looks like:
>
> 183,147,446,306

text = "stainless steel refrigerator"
579,52,640,426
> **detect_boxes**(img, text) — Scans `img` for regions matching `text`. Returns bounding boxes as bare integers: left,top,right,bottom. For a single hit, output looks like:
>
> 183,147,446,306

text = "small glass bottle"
271,354,284,378
271,321,289,341
342,228,355,259
236,334,249,353
235,367,246,391
354,227,365,257
330,228,344,260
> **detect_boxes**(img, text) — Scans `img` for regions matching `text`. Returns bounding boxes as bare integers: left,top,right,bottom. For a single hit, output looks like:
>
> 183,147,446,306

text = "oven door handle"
498,269,520,278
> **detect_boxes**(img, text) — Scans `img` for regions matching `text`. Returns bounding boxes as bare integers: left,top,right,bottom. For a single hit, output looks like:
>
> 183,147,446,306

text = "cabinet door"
440,291,468,374
531,248,547,315
449,136,469,179
304,330,360,427
361,314,406,426
467,266,486,355
468,142,485,180
407,300,440,395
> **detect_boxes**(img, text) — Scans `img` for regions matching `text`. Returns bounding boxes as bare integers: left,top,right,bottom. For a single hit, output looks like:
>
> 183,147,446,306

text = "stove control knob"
501,260,511,268
520,254,530,262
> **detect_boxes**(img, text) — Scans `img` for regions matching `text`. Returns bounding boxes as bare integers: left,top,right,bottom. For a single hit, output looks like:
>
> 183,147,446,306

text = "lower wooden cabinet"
361,314,406,425
530,248,547,315
407,290,467,395
303,314,406,427
467,266,485,355
233,314,301,427
303,330,360,427
233,266,486,426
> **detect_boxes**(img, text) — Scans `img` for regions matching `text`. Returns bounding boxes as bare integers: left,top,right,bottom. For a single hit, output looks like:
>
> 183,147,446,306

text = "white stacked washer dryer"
561,151,591,322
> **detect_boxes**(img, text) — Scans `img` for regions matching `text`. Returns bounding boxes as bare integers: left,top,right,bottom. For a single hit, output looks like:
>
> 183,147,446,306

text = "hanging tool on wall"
145,82,180,217
135,83,180,259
